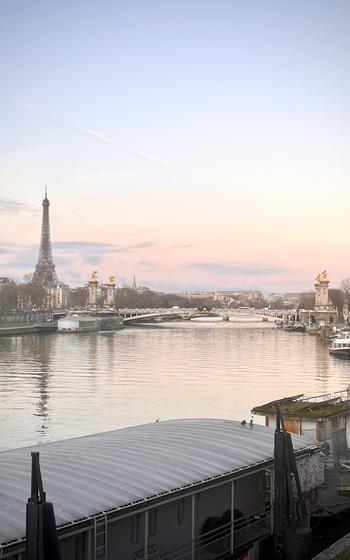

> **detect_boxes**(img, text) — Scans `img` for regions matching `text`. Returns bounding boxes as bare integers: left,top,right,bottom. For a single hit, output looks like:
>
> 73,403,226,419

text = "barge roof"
252,395,350,419
0,418,319,546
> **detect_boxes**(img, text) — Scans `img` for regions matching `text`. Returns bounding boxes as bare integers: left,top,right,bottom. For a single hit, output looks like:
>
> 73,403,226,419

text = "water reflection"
1,323,350,449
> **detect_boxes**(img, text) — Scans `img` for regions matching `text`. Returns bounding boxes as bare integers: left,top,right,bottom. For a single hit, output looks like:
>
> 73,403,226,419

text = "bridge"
120,308,278,325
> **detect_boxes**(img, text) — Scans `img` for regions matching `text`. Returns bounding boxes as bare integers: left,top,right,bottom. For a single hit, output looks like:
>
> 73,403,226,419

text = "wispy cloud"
0,240,154,282
74,172,140,181
15,100,173,168
139,260,158,267
52,240,154,253
81,255,102,266
0,198,38,215
169,243,196,249
187,262,287,275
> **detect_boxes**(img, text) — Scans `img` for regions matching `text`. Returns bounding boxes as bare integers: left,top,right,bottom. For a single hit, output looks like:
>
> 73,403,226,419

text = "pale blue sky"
1,1,350,290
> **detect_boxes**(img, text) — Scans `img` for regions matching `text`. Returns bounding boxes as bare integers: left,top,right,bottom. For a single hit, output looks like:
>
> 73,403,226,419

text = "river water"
1,321,350,450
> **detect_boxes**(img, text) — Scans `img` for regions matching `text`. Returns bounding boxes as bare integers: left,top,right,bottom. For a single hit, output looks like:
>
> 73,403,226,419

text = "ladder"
94,513,108,559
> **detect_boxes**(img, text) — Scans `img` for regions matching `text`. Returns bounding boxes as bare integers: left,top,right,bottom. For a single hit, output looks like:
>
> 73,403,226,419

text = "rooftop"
252,392,350,419
0,418,319,546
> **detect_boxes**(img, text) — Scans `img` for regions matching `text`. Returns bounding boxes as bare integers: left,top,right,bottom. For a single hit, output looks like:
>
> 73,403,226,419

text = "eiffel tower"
32,189,59,285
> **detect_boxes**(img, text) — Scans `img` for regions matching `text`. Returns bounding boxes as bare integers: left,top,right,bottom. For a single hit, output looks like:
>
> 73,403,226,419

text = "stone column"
106,277,116,307
88,271,99,307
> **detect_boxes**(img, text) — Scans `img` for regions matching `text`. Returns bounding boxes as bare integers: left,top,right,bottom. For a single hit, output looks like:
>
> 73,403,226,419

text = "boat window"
75,533,85,560
177,498,185,526
149,508,157,537
131,513,140,543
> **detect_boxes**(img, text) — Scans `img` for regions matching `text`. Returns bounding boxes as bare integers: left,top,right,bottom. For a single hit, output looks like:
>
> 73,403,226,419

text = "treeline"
113,288,213,309
0,281,47,311
70,287,216,309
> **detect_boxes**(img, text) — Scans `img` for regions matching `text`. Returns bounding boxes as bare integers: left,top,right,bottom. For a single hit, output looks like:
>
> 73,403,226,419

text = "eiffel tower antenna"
32,190,59,285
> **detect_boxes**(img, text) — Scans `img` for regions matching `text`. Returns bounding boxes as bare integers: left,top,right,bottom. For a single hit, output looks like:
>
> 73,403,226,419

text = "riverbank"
0,323,57,336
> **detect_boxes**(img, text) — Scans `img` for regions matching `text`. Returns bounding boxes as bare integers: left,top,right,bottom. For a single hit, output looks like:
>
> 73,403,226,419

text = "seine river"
1,321,350,450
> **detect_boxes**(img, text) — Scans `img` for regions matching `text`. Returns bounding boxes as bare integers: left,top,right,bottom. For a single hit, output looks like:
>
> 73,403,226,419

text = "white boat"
57,316,100,333
190,312,223,322
329,337,350,359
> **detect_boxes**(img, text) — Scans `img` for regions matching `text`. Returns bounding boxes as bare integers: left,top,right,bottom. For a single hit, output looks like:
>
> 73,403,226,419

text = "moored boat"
57,316,100,333
293,322,306,333
329,337,350,359
190,312,223,322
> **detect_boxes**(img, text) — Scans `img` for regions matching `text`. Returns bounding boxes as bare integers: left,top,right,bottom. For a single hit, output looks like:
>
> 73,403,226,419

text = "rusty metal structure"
32,189,58,286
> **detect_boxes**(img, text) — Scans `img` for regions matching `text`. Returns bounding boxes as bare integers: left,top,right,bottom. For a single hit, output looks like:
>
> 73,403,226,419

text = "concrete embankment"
0,323,57,336
312,532,350,559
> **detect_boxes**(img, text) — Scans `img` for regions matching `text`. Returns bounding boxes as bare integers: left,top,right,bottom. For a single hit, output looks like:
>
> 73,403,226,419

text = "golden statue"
316,270,328,283
91,270,98,281
108,275,115,284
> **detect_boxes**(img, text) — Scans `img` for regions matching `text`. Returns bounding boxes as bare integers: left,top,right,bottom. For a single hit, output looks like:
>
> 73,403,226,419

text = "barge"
0,419,323,560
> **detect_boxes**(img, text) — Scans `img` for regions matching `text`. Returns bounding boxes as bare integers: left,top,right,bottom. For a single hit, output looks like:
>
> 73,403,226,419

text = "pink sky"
1,2,350,291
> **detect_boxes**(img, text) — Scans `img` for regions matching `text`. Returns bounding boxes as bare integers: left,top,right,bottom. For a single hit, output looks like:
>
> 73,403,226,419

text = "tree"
69,287,88,308
17,283,47,309
341,278,350,305
298,292,315,310
329,289,345,320
0,282,18,311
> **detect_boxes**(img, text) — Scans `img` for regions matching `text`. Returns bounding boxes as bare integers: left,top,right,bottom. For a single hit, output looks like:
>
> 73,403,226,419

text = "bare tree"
329,289,345,321
17,283,47,309
0,282,18,311
69,287,88,308
341,278,350,305
298,292,315,310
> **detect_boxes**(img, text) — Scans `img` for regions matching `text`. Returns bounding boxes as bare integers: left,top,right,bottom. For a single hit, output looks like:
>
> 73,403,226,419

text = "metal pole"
230,480,235,555
270,468,274,535
144,510,149,560
87,529,92,560
191,494,196,560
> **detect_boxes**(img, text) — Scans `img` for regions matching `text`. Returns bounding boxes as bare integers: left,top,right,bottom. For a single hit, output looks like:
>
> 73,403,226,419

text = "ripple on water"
1,323,350,448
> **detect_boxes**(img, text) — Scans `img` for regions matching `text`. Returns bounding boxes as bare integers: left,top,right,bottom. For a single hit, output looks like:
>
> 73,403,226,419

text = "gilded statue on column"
315,270,328,283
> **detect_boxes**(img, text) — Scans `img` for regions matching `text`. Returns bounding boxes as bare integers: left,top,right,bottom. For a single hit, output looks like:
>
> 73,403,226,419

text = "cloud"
0,239,154,282
116,241,154,252
15,100,173,167
81,256,102,266
168,243,196,249
187,262,287,275
0,199,38,215
139,260,158,267
74,172,139,181
52,240,154,255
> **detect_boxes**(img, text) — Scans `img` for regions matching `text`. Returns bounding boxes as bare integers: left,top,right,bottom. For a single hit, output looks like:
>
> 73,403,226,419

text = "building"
264,293,301,307
214,291,262,304
0,277,12,290
0,419,323,560
179,291,216,302
47,283,70,308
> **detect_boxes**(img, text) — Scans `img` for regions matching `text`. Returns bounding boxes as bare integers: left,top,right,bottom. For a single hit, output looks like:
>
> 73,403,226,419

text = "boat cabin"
0,419,323,560
252,390,350,448
57,316,100,333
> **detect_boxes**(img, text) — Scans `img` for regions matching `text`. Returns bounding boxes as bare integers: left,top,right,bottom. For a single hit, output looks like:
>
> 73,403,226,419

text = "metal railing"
134,505,271,560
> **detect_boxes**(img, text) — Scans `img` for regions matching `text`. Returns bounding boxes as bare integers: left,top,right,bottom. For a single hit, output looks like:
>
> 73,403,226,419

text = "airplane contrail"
15,99,173,168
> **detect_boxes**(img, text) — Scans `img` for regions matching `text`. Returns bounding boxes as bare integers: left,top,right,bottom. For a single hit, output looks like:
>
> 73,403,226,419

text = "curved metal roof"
0,419,318,545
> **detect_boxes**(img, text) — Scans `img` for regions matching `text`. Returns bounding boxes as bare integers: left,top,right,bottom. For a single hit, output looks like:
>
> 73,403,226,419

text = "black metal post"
26,452,62,560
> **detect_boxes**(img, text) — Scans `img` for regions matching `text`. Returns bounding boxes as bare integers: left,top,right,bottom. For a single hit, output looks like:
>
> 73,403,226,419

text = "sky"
1,0,350,292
